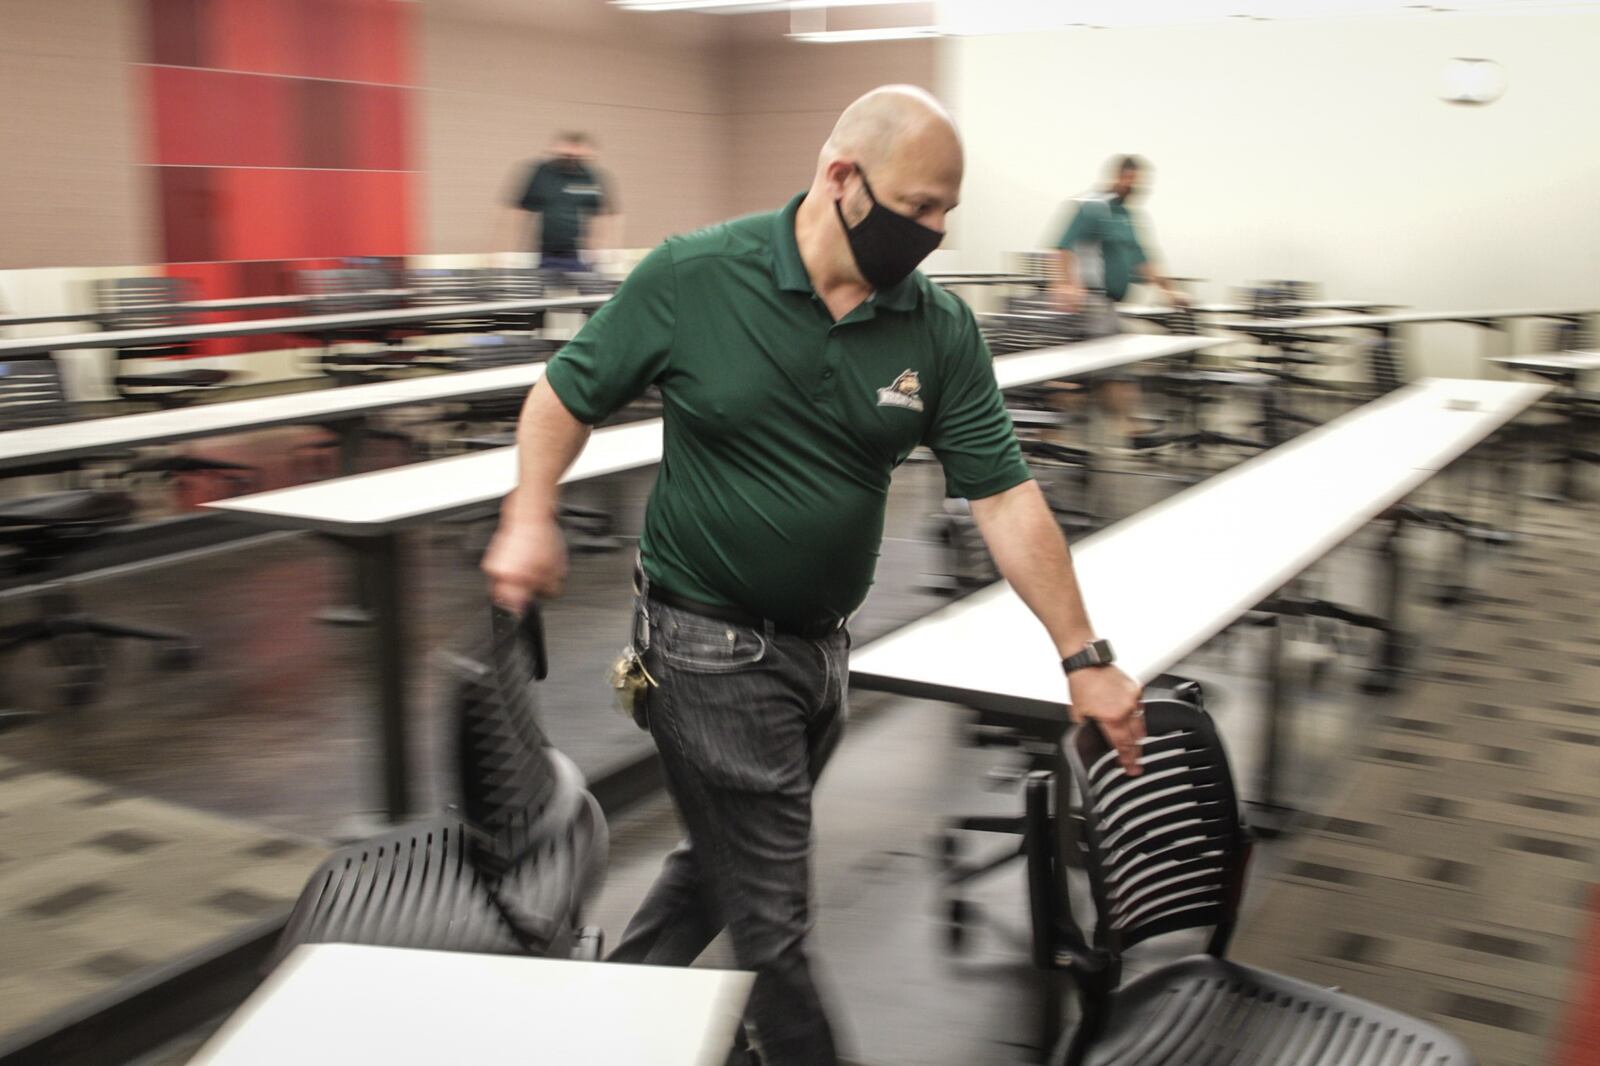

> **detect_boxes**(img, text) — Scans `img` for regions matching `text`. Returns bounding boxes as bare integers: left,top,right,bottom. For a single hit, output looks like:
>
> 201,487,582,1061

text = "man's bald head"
822,85,960,173
811,85,963,243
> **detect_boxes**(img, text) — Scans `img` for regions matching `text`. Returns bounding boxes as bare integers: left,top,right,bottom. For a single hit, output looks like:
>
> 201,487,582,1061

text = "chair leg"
944,836,1028,888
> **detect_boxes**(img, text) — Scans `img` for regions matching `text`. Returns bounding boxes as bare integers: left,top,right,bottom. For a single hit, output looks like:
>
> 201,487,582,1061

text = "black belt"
634,567,844,641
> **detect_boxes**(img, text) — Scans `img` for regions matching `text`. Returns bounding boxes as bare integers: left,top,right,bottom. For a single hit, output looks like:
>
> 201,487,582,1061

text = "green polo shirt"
1056,194,1147,302
544,193,1031,627
516,160,613,257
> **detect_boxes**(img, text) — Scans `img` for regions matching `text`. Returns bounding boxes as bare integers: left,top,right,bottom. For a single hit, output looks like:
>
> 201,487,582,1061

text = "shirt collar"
770,192,922,314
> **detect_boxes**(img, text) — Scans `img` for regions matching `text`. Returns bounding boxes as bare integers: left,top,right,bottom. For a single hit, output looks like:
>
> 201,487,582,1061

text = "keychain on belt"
608,558,657,727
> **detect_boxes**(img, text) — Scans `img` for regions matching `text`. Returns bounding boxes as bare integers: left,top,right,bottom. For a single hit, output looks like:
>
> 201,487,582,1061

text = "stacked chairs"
92,278,259,495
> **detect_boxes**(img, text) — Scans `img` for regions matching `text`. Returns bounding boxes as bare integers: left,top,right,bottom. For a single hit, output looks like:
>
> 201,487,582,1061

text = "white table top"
1494,350,1600,374
207,419,663,535
204,335,1221,536
1220,306,1595,334
0,362,548,471
849,377,1548,715
0,294,608,358
1119,299,1388,319
992,333,1216,387
926,272,1043,286
187,944,752,1066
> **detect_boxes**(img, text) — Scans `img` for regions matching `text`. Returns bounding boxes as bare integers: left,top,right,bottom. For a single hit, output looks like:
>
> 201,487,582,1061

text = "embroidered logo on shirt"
876,369,924,412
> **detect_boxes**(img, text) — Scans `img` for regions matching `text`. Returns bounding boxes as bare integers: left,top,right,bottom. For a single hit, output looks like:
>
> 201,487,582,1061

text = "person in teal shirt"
1052,155,1188,314
1052,156,1189,442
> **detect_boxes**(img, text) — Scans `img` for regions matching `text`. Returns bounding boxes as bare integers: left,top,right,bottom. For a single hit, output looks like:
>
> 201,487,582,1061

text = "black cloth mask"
835,167,942,291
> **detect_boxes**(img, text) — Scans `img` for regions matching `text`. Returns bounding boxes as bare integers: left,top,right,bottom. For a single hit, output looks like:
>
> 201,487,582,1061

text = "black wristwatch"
1062,638,1116,675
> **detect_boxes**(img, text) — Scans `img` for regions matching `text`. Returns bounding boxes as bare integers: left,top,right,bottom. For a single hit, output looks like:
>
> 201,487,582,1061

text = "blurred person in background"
1052,155,1188,442
507,131,621,273
483,86,1142,1066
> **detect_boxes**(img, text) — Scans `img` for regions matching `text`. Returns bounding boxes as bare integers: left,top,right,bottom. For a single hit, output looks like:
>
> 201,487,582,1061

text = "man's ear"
823,159,856,202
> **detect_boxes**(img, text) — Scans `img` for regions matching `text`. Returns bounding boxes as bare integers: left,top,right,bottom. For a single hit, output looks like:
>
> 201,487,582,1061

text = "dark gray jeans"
608,599,849,1066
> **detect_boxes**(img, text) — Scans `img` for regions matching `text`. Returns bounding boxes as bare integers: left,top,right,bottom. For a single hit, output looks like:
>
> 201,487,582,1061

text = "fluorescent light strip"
614,0,920,12
786,24,942,40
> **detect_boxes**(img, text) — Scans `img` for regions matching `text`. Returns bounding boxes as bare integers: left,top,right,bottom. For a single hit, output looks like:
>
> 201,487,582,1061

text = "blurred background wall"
0,0,937,271
944,11,1600,378
0,0,153,269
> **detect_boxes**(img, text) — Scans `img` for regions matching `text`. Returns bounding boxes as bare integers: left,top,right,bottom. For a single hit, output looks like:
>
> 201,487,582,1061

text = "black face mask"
835,167,943,291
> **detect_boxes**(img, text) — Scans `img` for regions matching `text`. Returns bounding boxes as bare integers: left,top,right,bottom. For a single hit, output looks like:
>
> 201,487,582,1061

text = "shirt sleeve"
542,242,675,425
922,306,1032,501
1055,198,1104,251
516,163,549,212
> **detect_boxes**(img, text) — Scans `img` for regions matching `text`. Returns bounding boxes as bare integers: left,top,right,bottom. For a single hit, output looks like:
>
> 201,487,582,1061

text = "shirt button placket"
817,335,839,399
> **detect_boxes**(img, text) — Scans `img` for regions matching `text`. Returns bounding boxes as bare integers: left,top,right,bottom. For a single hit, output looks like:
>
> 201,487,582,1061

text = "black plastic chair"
935,676,1198,953
297,267,413,383
405,268,498,360
94,277,234,404
487,267,549,334
1025,696,1475,1065
0,490,199,709
93,279,259,491
268,605,606,969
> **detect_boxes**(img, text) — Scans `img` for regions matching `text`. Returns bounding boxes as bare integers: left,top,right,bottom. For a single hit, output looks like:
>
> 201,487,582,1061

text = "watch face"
1090,639,1113,663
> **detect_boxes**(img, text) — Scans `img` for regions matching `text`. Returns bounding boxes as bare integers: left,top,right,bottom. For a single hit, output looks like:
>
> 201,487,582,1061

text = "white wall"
942,12,1600,377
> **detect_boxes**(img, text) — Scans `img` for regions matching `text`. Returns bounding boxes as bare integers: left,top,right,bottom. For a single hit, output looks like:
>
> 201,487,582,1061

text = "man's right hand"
482,515,568,615
1051,283,1085,314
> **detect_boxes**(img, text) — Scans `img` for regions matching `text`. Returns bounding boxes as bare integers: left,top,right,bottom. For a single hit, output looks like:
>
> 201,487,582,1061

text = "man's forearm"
503,379,591,525
970,479,1097,657
1053,249,1079,288
1140,261,1178,296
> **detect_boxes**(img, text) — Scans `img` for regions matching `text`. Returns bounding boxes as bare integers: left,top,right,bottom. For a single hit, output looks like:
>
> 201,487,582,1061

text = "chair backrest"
1542,318,1590,352
1064,697,1250,958
1166,305,1200,336
268,817,529,969
487,267,548,301
406,267,489,307
0,358,71,429
1361,334,1406,394
1011,250,1063,288
298,267,389,314
1242,280,1316,319
94,276,193,330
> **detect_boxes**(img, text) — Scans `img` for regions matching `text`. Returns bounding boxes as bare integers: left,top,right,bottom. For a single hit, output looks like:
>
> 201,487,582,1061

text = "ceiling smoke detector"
1440,57,1507,105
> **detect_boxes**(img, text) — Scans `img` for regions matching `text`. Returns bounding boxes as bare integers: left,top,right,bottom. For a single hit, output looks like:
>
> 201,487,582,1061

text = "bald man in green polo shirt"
484,86,1141,1066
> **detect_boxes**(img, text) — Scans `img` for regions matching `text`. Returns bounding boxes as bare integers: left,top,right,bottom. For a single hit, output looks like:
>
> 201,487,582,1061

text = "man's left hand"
1068,666,1146,775
1166,289,1192,308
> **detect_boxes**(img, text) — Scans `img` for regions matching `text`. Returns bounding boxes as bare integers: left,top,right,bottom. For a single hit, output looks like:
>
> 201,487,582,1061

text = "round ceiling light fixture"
1440,57,1507,106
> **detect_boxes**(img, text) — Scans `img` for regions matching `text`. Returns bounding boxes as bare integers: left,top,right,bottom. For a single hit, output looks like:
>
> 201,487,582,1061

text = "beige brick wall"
0,0,154,269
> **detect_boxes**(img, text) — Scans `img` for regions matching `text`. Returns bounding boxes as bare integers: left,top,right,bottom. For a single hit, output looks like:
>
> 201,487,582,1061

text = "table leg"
1437,456,1479,608
342,531,414,822
1362,516,1407,694
1558,385,1582,501
316,420,377,626
1247,614,1294,838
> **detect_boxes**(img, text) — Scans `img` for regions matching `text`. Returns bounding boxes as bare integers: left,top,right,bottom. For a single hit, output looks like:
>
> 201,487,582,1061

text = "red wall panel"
150,66,296,168
348,85,410,171
144,0,416,327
